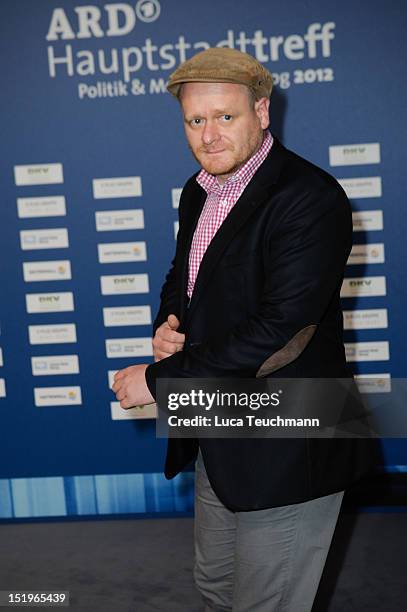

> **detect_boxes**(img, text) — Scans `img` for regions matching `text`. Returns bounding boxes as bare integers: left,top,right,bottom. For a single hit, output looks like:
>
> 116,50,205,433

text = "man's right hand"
152,314,185,362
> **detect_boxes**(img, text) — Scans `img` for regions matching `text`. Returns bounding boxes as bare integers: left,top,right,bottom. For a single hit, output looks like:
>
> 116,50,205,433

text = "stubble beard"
189,130,264,180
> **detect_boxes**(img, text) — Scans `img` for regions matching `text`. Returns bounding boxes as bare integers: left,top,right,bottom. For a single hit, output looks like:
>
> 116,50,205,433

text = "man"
112,48,374,611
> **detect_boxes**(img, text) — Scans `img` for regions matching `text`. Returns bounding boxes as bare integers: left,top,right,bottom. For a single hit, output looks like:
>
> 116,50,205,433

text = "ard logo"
46,1,161,40
136,0,161,22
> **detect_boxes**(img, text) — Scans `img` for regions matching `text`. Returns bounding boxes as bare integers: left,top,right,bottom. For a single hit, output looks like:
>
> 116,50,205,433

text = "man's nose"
201,121,220,145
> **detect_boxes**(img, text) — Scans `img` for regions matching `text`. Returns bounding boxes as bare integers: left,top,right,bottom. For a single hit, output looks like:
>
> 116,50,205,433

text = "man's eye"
190,118,202,126
222,115,232,121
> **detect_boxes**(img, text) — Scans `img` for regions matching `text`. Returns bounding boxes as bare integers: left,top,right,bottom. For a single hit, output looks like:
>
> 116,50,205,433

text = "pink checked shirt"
187,130,273,298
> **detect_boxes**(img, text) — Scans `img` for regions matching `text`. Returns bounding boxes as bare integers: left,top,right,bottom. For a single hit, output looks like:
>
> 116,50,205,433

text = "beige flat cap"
167,47,273,100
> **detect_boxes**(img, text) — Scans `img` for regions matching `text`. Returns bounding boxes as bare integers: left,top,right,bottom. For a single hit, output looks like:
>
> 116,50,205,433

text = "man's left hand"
112,364,154,409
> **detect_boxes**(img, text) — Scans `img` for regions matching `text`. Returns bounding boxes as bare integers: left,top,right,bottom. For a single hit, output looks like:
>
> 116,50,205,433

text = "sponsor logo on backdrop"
352,210,383,232
105,337,153,358
20,228,69,250
347,243,385,265
340,276,386,297
100,273,149,295
345,341,390,362
34,386,82,406
14,163,63,186
25,292,74,313
0,347,3,367
17,196,66,218
31,355,80,376
354,373,391,394
92,176,142,198
343,309,388,330
0,378,5,398
23,260,72,282
337,177,382,199
329,143,380,166
110,401,157,420
174,221,179,240
171,188,182,209
28,323,77,345
95,209,144,231
103,305,152,327
98,241,147,263
45,9,337,98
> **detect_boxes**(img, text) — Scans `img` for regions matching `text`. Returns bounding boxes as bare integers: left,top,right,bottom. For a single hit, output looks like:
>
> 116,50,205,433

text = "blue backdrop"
1,0,406,519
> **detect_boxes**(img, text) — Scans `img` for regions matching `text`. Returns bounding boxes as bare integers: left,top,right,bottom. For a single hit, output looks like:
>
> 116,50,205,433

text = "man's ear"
255,97,270,130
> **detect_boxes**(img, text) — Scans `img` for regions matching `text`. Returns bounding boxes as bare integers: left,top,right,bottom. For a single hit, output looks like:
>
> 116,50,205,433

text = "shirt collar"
196,130,273,195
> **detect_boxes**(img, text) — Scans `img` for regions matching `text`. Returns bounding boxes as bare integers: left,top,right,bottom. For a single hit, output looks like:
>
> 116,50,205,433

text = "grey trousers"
194,451,344,612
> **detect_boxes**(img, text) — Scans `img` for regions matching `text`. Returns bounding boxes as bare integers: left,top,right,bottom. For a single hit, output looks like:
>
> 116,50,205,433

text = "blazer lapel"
176,179,207,322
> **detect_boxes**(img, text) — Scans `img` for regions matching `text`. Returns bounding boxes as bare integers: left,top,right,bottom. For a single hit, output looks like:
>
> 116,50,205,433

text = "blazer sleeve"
145,184,352,396
151,253,179,336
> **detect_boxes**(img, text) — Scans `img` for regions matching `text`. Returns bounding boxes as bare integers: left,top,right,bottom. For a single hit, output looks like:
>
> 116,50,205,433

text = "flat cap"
167,47,273,100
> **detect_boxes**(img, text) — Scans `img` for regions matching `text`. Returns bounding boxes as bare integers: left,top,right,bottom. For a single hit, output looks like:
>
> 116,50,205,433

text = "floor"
0,511,405,611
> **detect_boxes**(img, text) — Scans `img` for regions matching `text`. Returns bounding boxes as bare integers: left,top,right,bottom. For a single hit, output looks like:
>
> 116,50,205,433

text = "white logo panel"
343,309,388,330
98,241,147,263
103,305,152,327
105,337,153,358
337,177,382,199
345,341,390,362
28,324,77,345
20,228,69,250
171,188,182,209
0,348,3,367
100,274,149,295
108,370,119,389
34,386,82,406
92,176,142,199
341,276,386,297
26,292,74,313
0,378,6,398
354,373,391,394
17,196,66,218
352,210,383,232
95,209,144,231
31,355,80,376
347,243,385,265
14,163,63,186
23,260,72,282
110,401,157,420
329,143,380,166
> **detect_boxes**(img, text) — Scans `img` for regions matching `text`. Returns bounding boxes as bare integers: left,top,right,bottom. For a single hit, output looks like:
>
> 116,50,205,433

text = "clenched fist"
112,364,154,410
152,314,185,362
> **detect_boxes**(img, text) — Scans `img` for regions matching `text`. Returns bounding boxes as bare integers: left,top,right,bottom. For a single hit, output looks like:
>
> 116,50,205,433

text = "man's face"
180,82,270,183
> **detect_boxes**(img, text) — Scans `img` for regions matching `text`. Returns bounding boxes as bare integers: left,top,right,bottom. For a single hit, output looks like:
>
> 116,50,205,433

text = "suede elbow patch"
255,324,317,377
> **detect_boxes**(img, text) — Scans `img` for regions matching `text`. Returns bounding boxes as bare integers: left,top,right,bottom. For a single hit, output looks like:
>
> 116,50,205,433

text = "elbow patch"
255,324,317,377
